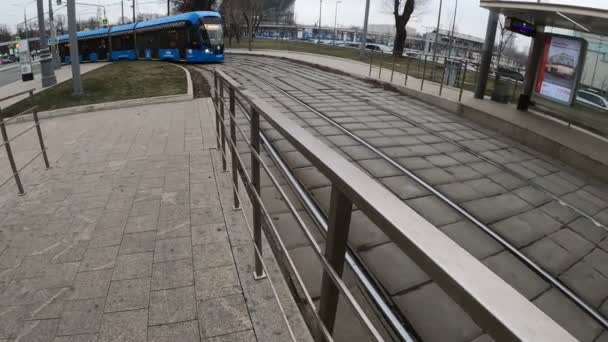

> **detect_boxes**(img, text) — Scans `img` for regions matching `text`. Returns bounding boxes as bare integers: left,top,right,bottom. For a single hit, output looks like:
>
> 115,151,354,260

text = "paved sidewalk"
0,99,310,341
0,63,107,108
228,50,608,179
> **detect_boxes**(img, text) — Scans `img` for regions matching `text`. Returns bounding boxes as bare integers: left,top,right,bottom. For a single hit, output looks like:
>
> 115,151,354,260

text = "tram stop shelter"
477,1,608,110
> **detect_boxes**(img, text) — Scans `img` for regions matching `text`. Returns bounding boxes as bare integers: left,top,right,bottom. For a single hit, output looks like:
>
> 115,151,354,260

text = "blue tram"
56,11,224,64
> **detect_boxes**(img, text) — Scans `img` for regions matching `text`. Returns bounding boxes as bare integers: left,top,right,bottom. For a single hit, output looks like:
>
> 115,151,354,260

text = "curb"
8,63,194,124
230,51,608,182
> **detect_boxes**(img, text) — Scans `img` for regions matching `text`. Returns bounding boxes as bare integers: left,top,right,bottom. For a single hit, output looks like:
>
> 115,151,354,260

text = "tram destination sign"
505,17,536,37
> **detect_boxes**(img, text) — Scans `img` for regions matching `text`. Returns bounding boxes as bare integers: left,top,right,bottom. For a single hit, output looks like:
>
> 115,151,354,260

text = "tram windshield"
201,17,223,46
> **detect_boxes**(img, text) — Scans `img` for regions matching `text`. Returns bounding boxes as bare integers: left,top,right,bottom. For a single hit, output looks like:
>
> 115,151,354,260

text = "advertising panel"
18,39,34,82
535,34,587,106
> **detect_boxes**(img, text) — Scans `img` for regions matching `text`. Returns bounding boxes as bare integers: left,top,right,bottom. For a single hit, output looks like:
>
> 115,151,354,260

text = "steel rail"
249,57,607,231
2,106,39,125
212,66,417,342
0,89,35,103
226,60,608,331
214,76,394,341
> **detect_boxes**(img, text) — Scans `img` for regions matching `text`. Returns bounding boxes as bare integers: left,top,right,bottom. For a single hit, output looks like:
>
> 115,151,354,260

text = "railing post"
214,70,221,149
368,49,374,77
390,53,396,82
219,77,227,172
511,79,519,104
229,86,240,211
420,55,428,91
32,108,50,169
319,186,353,335
0,109,25,195
405,57,411,87
250,107,266,280
459,60,468,102
439,58,447,96
378,51,383,79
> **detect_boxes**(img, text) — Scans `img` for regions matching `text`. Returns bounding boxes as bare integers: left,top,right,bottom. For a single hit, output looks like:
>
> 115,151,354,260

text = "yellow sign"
101,18,109,27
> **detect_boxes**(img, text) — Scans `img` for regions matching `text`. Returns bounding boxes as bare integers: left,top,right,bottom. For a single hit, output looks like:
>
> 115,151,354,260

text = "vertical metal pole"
439,58,447,96
37,0,57,87
390,54,396,82
359,0,370,57
32,109,50,169
475,11,499,99
319,187,353,334
368,48,374,77
405,58,410,86
167,0,170,16
132,0,136,23
219,78,227,172
511,79,518,104
229,86,240,210
378,51,383,79
67,0,83,96
431,0,443,80
214,71,221,149
121,0,124,24
0,110,25,195
459,60,468,102
421,55,428,91
251,108,265,280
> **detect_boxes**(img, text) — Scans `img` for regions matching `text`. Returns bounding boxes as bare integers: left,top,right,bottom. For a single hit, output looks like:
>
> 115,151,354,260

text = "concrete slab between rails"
7,64,194,124
228,50,608,183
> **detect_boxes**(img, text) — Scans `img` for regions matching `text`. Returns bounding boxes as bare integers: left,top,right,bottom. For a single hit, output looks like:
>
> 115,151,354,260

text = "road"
0,63,41,88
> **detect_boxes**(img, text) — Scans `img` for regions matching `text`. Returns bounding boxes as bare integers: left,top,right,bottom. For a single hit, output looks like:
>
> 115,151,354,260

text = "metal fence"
0,89,50,195
211,69,577,342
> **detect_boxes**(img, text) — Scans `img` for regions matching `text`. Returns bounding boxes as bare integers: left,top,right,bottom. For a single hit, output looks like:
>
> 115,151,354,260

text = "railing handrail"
215,69,577,341
0,88,35,103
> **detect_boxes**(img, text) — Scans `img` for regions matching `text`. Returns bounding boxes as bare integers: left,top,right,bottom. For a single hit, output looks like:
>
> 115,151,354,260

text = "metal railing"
365,51,525,104
212,69,577,341
0,89,50,195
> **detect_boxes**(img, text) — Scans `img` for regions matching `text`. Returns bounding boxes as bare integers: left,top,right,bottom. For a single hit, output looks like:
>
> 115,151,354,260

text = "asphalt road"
0,63,41,88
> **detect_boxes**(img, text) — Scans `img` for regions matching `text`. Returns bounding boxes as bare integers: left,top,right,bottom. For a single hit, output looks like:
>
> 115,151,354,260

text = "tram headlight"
205,49,211,53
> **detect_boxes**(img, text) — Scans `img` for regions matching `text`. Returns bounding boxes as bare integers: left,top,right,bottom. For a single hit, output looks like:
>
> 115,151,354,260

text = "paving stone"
149,286,197,325
268,211,323,250
112,252,153,280
118,231,155,255
540,201,579,224
69,269,113,300
487,172,526,190
194,265,242,300
198,294,252,338
533,289,603,342
395,157,434,170
559,260,608,307
148,320,200,342
154,237,192,263
53,333,99,342
406,196,462,227
394,283,481,342
152,259,194,290
523,235,588,276
156,219,191,239
512,186,552,206
357,159,402,178
380,175,429,200
204,330,256,342
596,331,608,342
347,210,391,251
191,206,225,225
58,298,105,335
533,174,580,196
463,193,532,224
79,246,119,272
582,248,608,278
568,217,608,244
360,243,429,295
125,215,158,234
415,167,457,185
293,167,331,189
467,161,501,176
129,200,161,217
437,179,505,202
482,252,549,299
104,278,150,312
491,209,562,248
596,209,608,226
99,309,147,342
340,145,378,160
193,243,234,271
16,318,59,342
562,189,607,215
440,220,503,259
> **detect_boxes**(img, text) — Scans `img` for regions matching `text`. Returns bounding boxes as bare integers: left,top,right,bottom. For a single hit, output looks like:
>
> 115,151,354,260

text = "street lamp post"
431,0,443,78
333,0,341,45
48,0,60,69
67,0,83,96
36,0,57,87
318,0,323,42
359,0,370,57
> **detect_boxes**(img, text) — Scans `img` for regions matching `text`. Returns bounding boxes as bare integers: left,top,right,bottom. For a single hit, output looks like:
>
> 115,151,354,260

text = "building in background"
575,32,608,92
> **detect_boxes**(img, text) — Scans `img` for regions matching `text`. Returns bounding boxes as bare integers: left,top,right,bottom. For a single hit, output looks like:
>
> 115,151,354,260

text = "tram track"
198,56,608,341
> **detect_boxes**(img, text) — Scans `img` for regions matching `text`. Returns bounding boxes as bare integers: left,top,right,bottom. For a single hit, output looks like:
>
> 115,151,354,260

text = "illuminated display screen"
505,17,536,37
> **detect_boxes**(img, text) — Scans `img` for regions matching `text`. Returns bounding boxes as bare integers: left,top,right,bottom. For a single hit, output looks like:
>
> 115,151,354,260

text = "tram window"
111,34,134,50
168,30,178,48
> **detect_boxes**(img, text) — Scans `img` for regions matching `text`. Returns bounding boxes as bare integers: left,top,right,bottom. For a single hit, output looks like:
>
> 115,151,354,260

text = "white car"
576,90,608,111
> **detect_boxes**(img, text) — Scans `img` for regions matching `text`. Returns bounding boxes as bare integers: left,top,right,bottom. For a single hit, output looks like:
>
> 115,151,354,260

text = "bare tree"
172,0,217,13
0,25,12,42
387,0,426,56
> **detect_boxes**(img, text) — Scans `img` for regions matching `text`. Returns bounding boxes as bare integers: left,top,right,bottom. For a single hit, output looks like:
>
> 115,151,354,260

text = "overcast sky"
1,0,606,48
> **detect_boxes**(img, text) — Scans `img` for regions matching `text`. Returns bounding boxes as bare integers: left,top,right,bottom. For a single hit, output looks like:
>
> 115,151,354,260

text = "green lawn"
1,61,187,117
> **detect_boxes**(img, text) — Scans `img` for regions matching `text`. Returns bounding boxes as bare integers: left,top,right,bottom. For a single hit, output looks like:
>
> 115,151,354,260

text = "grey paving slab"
104,277,150,313
149,286,197,326
99,309,147,342
148,320,200,342
68,269,113,301
191,223,228,246
482,252,549,299
406,195,462,227
491,209,562,248
198,294,253,339
151,259,195,291
79,246,119,272
194,265,242,300
462,193,532,224
154,237,192,263
560,260,608,307
568,217,608,244
58,298,105,336
112,252,153,281
440,221,504,259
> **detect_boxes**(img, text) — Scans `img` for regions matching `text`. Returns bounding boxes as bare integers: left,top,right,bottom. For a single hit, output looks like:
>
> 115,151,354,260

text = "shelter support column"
474,11,499,99
517,26,545,111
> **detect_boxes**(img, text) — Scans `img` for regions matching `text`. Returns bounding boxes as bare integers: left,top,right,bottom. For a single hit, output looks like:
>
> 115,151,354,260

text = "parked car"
0,56,13,65
576,90,608,111
496,67,524,82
